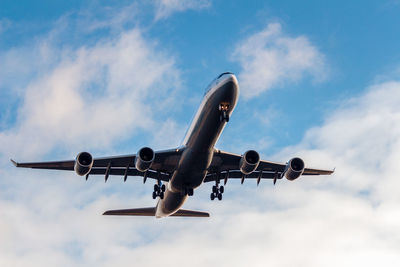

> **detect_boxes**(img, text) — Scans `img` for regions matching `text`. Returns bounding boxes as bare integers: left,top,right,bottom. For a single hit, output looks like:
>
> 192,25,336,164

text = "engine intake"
135,147,155,172
284,157,305,180
239,150,260,175
74,152,93,176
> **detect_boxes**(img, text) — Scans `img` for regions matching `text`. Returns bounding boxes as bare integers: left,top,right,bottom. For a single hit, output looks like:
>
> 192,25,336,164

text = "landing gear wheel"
210,193,215,201
218,193,223,201
219,186,224,194
220,111,229,122
188,188,194,196
161,184,166,192
225,114,230,122
212,185,218,194
152,191,157,199
154,184,159,192
159,191,164,199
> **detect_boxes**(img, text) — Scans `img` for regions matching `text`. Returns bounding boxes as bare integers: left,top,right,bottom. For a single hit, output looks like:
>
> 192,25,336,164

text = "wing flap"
89,168,170,182
204,170,277,182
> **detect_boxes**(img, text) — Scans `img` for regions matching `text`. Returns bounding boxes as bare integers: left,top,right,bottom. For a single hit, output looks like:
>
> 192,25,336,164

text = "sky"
1,0,400,266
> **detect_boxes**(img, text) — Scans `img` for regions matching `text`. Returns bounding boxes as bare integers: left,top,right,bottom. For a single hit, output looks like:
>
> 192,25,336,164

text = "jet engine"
135,147,155,172
239,150,260,175
74,152,93,176
284,157,305,180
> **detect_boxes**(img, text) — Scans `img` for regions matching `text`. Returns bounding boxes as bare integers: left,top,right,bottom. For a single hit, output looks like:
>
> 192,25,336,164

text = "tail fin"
103,207,209,217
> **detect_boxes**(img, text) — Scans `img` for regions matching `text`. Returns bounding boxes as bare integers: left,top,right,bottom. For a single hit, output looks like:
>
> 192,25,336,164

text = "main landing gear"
152,182,166,200
210,184,224,201
219,103,230,122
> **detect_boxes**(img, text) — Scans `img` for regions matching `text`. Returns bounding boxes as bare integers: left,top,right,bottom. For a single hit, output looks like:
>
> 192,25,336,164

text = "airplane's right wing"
205,150,334,184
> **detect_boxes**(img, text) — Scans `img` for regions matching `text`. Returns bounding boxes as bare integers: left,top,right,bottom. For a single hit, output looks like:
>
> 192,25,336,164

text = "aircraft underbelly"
155,190,188,217
157,79,239,217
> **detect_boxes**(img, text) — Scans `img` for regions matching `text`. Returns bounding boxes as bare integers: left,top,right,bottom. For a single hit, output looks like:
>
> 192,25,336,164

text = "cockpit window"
204,72,234,96
217,72,233,79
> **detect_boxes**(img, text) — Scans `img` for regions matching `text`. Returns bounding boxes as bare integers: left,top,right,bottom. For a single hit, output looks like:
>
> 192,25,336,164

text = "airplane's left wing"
205,150,334,183
11,148,182,182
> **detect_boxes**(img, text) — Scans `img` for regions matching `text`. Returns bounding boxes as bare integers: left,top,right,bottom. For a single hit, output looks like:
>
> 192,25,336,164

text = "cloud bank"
0,24,182,159
233,23,327,99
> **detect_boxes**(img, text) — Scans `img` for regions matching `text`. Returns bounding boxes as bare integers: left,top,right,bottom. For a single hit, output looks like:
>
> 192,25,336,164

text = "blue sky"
1,1,400,266
2,0,400,154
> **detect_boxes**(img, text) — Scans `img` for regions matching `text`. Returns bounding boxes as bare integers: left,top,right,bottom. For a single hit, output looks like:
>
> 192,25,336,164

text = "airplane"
11,72,334,218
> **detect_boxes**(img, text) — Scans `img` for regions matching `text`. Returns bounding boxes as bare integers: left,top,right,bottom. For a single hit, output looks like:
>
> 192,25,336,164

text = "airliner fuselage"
156,73,239,217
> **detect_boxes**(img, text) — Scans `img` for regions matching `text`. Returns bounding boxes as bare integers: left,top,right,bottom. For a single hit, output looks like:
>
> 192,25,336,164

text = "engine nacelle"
284,157,305,180
239,150,260,175
135,147,155,172
74,152,93,176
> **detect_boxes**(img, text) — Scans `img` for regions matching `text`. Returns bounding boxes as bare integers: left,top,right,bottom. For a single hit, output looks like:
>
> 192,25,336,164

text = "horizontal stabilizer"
172,209,209,217
103,207,156,216
103,207,209,217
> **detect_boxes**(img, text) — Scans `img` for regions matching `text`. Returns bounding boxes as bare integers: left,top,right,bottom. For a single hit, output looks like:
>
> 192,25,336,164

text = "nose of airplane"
217,73,239,109
223,73,239,96
219,72,239,90
226,73,238,86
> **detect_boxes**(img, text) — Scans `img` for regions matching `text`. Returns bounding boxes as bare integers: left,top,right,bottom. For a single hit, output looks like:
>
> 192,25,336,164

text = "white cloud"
233,23,327,99
0,27,182,159
153,0,211,20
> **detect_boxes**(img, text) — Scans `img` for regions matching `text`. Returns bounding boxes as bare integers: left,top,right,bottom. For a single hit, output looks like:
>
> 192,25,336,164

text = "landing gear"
182,187,194,196
219,103,230,122
212,185,218,194
220,111,229,122
152,181,166,199
210,183,224,201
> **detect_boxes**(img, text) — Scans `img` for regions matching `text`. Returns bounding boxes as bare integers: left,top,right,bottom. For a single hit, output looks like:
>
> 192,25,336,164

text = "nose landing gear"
152,182,166,199
219,103,230,122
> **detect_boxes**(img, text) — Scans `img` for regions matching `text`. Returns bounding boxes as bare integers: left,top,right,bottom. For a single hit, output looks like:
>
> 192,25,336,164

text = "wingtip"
10,159,18,167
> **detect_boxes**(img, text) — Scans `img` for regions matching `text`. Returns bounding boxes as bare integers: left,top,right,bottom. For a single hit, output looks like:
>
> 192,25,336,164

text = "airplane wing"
205,150,334,183
11,148,182,182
